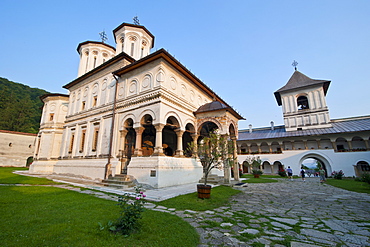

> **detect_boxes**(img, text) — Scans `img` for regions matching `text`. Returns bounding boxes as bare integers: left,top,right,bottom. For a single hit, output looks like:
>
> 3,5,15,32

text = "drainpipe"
105,74,120,179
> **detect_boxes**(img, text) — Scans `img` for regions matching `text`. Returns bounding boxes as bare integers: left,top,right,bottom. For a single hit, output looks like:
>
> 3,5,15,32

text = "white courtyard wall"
0,131,36,167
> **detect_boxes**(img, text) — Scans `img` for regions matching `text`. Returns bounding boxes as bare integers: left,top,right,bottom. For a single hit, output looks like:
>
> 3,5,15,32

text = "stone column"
153,124,165,156
331,141,337,152
270,164,274,174
232,137,240,181
175,129,184,157
133,127,144,156
118,129,128,157
191,134,199,157
364,140,369,150
222,135,231,184
303,140,308,150
268,144,272,153
316,140,321,149
257,144,262,154
247,145,251,154
348,140,353,151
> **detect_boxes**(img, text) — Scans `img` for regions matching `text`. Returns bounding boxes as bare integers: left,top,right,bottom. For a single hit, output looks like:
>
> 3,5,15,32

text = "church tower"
76,41,116,77
113,23,154,60
274,70,332,132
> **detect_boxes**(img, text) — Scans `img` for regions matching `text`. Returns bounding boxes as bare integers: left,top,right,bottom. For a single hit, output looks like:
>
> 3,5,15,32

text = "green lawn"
156,185,241,211
0,168,199,246
240,174,279,183
0,167,59,185
326,178,370,194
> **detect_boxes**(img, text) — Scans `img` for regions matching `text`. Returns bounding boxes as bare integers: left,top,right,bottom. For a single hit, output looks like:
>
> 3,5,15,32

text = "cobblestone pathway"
147,178,370,247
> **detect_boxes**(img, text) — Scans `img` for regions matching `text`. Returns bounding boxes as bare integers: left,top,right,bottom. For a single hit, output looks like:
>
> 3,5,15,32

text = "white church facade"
237,70,370,178
30,22,243,188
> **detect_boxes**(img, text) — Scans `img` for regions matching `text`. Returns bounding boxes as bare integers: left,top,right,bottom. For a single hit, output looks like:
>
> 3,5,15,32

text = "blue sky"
1,0,369,130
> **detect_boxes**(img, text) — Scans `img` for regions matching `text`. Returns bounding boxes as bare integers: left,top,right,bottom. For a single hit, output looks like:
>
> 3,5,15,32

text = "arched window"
297,96,309,110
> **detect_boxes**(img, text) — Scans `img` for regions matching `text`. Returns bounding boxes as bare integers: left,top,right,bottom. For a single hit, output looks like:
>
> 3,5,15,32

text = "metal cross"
99,31,108,43
133,16,140,25
292,60,298,71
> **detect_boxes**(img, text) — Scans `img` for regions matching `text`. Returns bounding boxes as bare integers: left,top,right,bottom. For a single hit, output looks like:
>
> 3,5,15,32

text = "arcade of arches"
238,135,370,155
118,115,238,167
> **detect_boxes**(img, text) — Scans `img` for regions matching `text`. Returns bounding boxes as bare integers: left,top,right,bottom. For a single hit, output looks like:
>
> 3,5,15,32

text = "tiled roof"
238,116,370,141
274,71,331,106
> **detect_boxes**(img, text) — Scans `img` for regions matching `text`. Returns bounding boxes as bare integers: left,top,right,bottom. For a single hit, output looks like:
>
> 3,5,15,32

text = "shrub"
111,187,146,236
331,170,344,179
360,173,370,184
278,168,287,177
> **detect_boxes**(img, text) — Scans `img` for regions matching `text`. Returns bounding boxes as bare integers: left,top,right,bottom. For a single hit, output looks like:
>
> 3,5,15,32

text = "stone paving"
154,178,370,247
10,172,370,246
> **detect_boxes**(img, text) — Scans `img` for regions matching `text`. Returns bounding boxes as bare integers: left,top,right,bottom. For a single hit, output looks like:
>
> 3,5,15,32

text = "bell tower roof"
274,70,331,106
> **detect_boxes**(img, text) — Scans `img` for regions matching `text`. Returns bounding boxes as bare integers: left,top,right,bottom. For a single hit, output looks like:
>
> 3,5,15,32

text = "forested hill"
0,77,49,134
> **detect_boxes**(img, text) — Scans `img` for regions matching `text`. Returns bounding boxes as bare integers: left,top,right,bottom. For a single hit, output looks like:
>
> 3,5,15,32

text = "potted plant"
244,155,263,178
188,131,236,199
252,169,263,178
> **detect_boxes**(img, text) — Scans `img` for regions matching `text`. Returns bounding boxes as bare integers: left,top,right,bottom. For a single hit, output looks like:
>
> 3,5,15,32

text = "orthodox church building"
30,22,243,188
237,70,370,177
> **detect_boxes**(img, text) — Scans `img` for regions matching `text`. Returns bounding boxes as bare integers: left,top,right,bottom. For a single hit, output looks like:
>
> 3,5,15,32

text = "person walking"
319,167,326,183
300,167,306,182
286,166,293,181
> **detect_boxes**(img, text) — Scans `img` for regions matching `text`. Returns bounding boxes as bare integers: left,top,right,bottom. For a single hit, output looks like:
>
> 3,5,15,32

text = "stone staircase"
100,174,137,189
198,174,224,184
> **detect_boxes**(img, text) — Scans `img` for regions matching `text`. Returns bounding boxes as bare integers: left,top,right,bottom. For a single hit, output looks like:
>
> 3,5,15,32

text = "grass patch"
0,167,59,185
0,185,198,247
243,178,278,183
326,178,370,194
155,185,241,211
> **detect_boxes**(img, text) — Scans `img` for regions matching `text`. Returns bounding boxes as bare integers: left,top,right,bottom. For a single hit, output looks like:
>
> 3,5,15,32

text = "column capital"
154,123,166,131
134,126,145,135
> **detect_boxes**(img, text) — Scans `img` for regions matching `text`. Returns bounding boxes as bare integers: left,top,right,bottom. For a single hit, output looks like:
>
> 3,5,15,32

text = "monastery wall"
0,131,36,167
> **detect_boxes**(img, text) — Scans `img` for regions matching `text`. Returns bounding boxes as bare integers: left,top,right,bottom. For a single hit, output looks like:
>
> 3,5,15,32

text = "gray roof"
238,116,370,141
274,71,331,106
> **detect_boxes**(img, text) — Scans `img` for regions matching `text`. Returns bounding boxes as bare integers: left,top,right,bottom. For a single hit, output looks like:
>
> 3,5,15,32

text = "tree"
189,131,236,185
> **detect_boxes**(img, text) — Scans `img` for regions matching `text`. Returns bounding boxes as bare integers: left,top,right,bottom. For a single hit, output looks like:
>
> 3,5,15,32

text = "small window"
93,96,98,107
297,96,309,110
92,129,99,152
68,134,75,153
82,101,86,110
49,113,54,121
150,170,156,177
79,131,86,153
130,43,135,56
9,143,12,147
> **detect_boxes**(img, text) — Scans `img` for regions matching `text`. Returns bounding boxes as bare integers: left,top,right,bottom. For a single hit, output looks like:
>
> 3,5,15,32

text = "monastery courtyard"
19,172,370,246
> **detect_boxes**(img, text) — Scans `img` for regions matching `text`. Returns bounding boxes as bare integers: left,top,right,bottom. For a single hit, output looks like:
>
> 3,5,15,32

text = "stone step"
199,175,224,184
101,174,137,189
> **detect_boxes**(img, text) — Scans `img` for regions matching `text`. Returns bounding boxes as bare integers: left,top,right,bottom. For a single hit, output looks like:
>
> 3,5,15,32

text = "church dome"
195,101,228,114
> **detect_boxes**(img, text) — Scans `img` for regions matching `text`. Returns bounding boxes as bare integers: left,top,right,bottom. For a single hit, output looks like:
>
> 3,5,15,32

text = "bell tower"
274,70,332,132
113,22,154,60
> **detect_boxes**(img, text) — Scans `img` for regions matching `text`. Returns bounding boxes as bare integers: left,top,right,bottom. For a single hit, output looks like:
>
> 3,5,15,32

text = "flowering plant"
111,186,146,236
331,170,344,179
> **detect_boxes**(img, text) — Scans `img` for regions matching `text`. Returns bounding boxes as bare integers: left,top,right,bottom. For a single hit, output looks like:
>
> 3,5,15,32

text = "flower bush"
331,170,344,179
278,168,287,177
111,186,146,236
